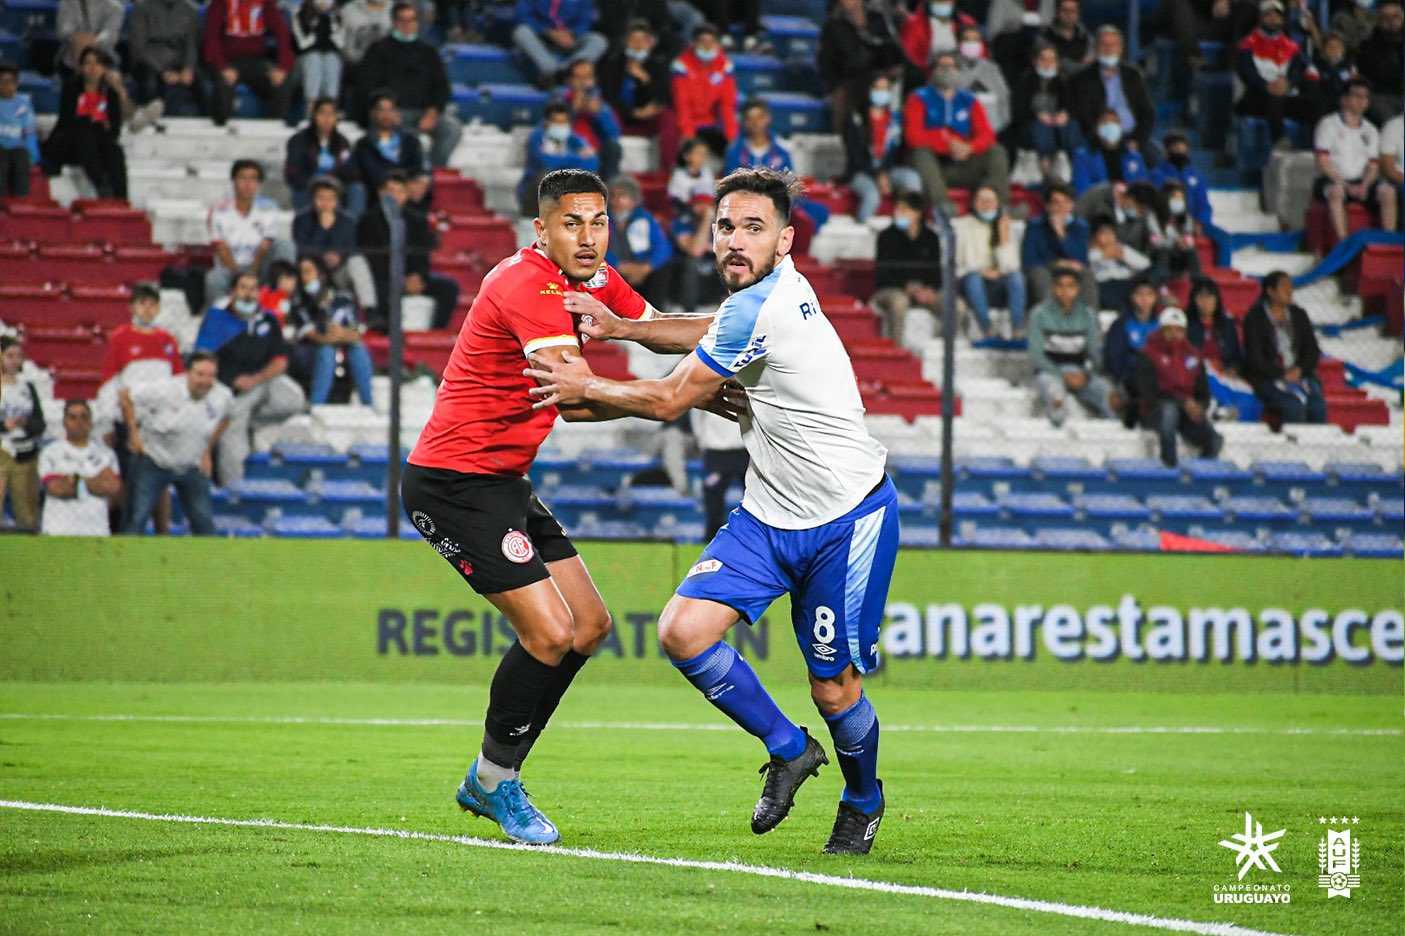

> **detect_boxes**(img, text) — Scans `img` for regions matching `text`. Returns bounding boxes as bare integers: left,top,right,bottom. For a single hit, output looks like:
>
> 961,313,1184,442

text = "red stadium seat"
1194,235,1216,271
110,245,179,283
23,324,106,373
54,369,104,400
403,330,457,378
439,216,517,259
1217,279,1261,318
35,244,112,285
0,203,72,242
69,285,134,327
802,179,856,216
75,205,153,245
0,283,66,326
431,251,492,295
636,171,670,216
834,258,875,297
1326,393,1389,431
829,309,882,342
1304,201,1373,256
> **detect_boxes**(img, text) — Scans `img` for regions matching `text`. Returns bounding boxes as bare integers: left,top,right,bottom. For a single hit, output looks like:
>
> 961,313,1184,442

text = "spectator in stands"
817,0,904,132
358,169,459,330
1148,180,1204,279
1040,0,1094,75
41,48,130,199
0,336,44,531
518,100,600,216
119,352,231,535
904,51,1011,213
667,136,715,209
557,59,623,183
1314,78,1397,240
1028,265,1119,426
285,98,362,215
195,269,308,485
1242,269,1326,424
724,98,792,173
667,192,723,312
1071,107,1151,195
128,0,208,118
873,191,942,342
351,90,427,205
293,0,347,118
692,408,746,539
56,0,124,74
1102,275,1160,419
1382,110,1404,219
1069,26,1157,159
1356,0,1403,123
206,159,297,309
1137,306,1222,466
294,176,379,311
287,254,374,406
1022,182,1098,306
599,19,680,167
1150,130,1214,228
955,184,1026,338
202,0,294,125
340,0,392,117
1187,276,1244,377
899,0,977,77
1089,218,1152,310
690,1,765,54
0,65,39,197
1076,180,1158,258
1304,0,1376,55
1012,42,1082,182
358,3,462,168
39,400,121,536
1235,0,1314,147
1304,31,1357,124
842,73,924,223
670,23,739,155
1157,0,1257,74
605,174,672,308
955,23,1011,135
259,259,298,325
513,0,609,86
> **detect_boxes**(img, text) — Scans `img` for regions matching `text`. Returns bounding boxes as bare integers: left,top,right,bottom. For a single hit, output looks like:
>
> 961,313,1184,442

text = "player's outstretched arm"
565,291,714,355
526,350,728,423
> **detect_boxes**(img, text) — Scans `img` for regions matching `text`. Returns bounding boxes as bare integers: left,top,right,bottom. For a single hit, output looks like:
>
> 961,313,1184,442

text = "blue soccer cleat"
456,759,561,845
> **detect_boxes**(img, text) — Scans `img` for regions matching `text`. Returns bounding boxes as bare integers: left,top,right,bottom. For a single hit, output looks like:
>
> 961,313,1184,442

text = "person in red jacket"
902,50,1010,213
899,0,978,79
1136,306,1223,467
202,0,294,125
670,22,738,155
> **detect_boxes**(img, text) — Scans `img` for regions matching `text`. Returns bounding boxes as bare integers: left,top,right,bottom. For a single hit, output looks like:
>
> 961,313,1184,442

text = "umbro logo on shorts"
687,559,723,577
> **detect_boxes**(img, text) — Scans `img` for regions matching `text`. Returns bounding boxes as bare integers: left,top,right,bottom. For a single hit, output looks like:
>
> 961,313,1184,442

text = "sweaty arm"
526,350,726,423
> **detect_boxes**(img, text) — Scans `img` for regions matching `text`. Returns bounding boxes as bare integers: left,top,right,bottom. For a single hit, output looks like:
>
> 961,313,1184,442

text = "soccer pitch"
1,681,1399,936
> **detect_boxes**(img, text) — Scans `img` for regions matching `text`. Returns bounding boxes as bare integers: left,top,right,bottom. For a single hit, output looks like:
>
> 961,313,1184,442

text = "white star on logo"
1219,812,1286,880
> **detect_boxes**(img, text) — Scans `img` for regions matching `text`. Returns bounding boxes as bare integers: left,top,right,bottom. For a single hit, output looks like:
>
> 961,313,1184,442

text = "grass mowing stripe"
0,712,1397,736
0,799,1299,936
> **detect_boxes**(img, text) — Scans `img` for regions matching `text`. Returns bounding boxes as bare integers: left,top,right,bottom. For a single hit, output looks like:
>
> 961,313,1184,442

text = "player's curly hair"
714,167,805,225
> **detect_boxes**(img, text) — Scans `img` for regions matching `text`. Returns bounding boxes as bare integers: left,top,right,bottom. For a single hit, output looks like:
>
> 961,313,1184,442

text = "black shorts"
1312,175,1380,207
400,463,578,595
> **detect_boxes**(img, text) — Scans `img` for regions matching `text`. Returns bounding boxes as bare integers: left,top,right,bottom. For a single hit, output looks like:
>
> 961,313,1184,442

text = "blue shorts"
675,478,900,677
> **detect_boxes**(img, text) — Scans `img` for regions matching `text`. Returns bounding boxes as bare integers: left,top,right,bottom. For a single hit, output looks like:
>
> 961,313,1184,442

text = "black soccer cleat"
822,782,885,855
751,728,828,834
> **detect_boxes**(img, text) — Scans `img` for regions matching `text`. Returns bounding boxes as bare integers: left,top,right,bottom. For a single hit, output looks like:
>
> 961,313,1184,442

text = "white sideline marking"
0,799,1295,936
0,713,1398,737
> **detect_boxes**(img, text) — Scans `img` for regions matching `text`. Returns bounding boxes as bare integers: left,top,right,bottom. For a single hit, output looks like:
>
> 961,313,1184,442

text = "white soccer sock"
475,753,517,792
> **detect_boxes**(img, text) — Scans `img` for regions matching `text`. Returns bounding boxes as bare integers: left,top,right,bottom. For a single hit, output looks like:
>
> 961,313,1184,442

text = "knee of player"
808,673,861,716
525,613,576,662
574,607,612,647
656,607,695,660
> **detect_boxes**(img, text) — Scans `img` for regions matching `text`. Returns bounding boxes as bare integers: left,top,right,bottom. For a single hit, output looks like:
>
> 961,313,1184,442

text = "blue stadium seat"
888,455,942,499
1107,458,1181,483
1031,455,1105,484
1193,528,1269,552
1,0,58,35
319,480,384,507
958,456,1030,483
759,15,821,59
347,443,398,466
1146,494,1222,524
757,92,828,134
1302,496,1377,528
1184,458,1255,492
1253,460,1328,491
270,515,344,539
1268,531,1344,558
1377,498,1404,526
1224,495,1298,527
899,525,942,548
542,484,614,509
1343,532,1404,558
1327,461,1404,500
1034,527,1111,551
955,525,1035,549
732,53,787,94
572,519,648,540
444,44,527,86
952,490,1000,519
232,478,306,504
455,82,549,131
213,514,263,538
345,515,423,539
277,442,348,467
1077,492,1152,526
999,492,1076,527
1110,526,1161,551
243,453,306,484
17,72,57,113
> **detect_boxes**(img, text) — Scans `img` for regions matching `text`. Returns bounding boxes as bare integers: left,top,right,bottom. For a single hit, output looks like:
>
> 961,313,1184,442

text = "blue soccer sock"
673,641,806,760
823,693,882,812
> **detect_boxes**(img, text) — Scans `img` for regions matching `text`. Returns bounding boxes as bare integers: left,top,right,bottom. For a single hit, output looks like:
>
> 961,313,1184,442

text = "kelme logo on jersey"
687,559,723,577
729,334,769,370
501,530,535,563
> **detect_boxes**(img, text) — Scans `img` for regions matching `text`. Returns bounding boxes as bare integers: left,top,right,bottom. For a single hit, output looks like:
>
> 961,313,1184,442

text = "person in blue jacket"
1149,130,1213,229
1071,107,1149,195
604,173,673,308
513,0,608,85
518,100,600,216
1101,274,1161,423
1022,181,1098,306
0,64,39,197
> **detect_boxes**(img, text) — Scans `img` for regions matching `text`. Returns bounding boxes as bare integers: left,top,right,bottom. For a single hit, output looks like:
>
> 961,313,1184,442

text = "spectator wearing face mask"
841,72,925,222
286,254,373,406
899,0,978,77
1303,31,1357,124
903,50,1010,213
953,24,1011,134
670,22,739,154
1150,130,1214,227
873,191,943,342
1072,107,1150,194
599,19,680,167
1012,42,1083,181
1070,26,1157,157
954,184,1026,338
817,0,904,132
1148,180,1204,280
1235,0,1314,146
518,101,600,216
357,2,462,167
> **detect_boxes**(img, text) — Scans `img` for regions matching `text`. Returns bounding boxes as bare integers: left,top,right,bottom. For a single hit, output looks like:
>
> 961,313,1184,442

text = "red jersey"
101,324,184,383
409,246,651,476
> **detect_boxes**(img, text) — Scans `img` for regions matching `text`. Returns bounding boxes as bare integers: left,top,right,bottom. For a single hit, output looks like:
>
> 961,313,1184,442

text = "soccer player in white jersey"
526,167,898,854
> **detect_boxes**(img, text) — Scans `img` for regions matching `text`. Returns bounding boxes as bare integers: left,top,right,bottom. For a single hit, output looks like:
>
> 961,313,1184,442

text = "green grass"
0,682,1400,935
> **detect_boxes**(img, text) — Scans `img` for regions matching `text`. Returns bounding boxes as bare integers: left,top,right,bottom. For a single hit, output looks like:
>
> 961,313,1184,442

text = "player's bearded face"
713,192,793,291
536,192,609,283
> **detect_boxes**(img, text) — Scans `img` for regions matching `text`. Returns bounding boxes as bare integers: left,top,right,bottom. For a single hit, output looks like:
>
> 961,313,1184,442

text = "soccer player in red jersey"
401,169,659,845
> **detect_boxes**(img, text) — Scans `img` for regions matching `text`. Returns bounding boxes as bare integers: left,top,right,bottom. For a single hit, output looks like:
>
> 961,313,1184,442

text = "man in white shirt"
206,158,296,305
527,168,897,856
1380,111,1404,230
39,400,122,536
120,352,232,535
1313,79,1398,239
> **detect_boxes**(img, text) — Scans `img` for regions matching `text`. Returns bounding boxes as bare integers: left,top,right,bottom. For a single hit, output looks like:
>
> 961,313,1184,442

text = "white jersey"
38,438,119,537
695,255,887,529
